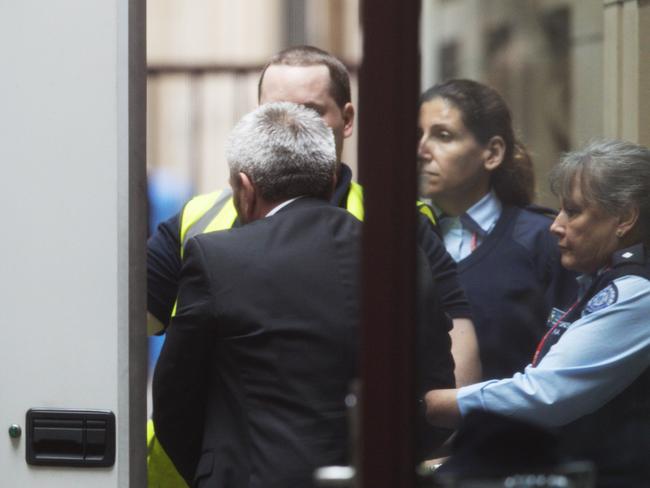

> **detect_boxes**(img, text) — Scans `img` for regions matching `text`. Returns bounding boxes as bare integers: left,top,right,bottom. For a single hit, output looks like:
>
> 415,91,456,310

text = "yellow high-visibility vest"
176,182,435,249
147,181,436,487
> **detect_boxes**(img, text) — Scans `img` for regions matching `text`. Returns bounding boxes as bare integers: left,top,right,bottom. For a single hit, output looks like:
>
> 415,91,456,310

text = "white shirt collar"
430,190,502,233
430,191,503,261
466,190,502,234
265,196,304,217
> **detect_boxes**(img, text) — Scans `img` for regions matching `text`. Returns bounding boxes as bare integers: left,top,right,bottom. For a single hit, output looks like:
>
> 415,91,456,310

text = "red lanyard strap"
531,299,579,367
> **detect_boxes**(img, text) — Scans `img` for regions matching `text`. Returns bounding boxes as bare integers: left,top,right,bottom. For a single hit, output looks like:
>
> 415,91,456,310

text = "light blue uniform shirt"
457,274,650,427
433,191,502,262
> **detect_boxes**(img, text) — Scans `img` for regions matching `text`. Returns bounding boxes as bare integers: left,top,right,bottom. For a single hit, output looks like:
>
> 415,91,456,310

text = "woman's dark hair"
420,79,534,206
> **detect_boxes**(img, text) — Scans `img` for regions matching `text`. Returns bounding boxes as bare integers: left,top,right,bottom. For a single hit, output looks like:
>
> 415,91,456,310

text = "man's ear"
342,103,355,139
482,135,506,172
235,172,257,223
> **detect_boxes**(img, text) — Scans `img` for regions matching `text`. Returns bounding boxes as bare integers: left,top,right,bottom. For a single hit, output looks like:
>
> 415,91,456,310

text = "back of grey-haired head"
550,138,650,241
226,101,337,201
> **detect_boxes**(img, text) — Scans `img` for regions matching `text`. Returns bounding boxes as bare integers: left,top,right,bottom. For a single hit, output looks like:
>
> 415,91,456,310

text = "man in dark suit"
153,102,455,487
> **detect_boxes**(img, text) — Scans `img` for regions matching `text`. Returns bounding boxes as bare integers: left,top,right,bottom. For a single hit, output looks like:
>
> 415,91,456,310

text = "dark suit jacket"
153,197,454,487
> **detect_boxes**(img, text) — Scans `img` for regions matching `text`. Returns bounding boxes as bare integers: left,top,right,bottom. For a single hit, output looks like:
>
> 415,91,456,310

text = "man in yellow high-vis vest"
147,46,479,487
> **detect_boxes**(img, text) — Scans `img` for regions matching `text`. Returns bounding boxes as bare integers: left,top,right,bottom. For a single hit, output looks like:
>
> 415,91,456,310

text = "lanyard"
531,267,611,367
470,232,478,253
531,299,580,367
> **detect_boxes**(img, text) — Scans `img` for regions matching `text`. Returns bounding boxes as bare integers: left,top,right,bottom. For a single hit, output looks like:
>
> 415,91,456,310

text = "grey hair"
550,138,650,242
226,101,337,201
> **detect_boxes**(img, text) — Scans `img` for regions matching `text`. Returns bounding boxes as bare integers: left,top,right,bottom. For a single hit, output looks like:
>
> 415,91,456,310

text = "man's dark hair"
258,45,351,109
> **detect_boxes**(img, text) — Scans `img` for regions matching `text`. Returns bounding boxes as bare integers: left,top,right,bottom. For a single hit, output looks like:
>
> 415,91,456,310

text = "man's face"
259,64,354,162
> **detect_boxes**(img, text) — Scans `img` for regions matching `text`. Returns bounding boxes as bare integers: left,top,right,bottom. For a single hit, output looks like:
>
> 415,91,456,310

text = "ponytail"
492,142,534,206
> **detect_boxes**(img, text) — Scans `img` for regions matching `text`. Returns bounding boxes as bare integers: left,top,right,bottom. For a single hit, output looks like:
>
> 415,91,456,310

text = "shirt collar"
431,190,502,235
576,273,593,297
265,196,304,217
331,163,353,207
466,190,502,234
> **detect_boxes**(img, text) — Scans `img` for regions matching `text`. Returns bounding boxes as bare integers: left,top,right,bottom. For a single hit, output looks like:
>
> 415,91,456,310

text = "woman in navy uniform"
417,79,577,381
425,139,650,487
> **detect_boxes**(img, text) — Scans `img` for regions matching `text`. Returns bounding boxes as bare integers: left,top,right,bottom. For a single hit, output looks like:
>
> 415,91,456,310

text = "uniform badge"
583,283,618,315
545,307,570,336
546,307,565,328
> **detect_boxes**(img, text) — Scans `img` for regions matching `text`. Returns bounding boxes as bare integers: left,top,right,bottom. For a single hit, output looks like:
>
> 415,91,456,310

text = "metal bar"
358,0,420,487
125,0,148,485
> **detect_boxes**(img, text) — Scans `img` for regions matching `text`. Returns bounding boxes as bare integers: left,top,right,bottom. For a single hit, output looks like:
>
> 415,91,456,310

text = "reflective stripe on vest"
416,200,437,227
179,189,236,257
179,183,436,254
343,180,437,227
147,419,188,488
179,183,364,253
346,181,364,220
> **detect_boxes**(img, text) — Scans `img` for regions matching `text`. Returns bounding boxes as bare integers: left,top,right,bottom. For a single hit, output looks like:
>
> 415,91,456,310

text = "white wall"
0,0,146,486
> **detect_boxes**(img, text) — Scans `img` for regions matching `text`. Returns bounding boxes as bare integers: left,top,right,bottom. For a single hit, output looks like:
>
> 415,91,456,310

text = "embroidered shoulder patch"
583,283,618,315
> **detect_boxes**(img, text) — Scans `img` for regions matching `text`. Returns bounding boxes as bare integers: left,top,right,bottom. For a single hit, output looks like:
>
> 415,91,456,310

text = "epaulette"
611,243,647,267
